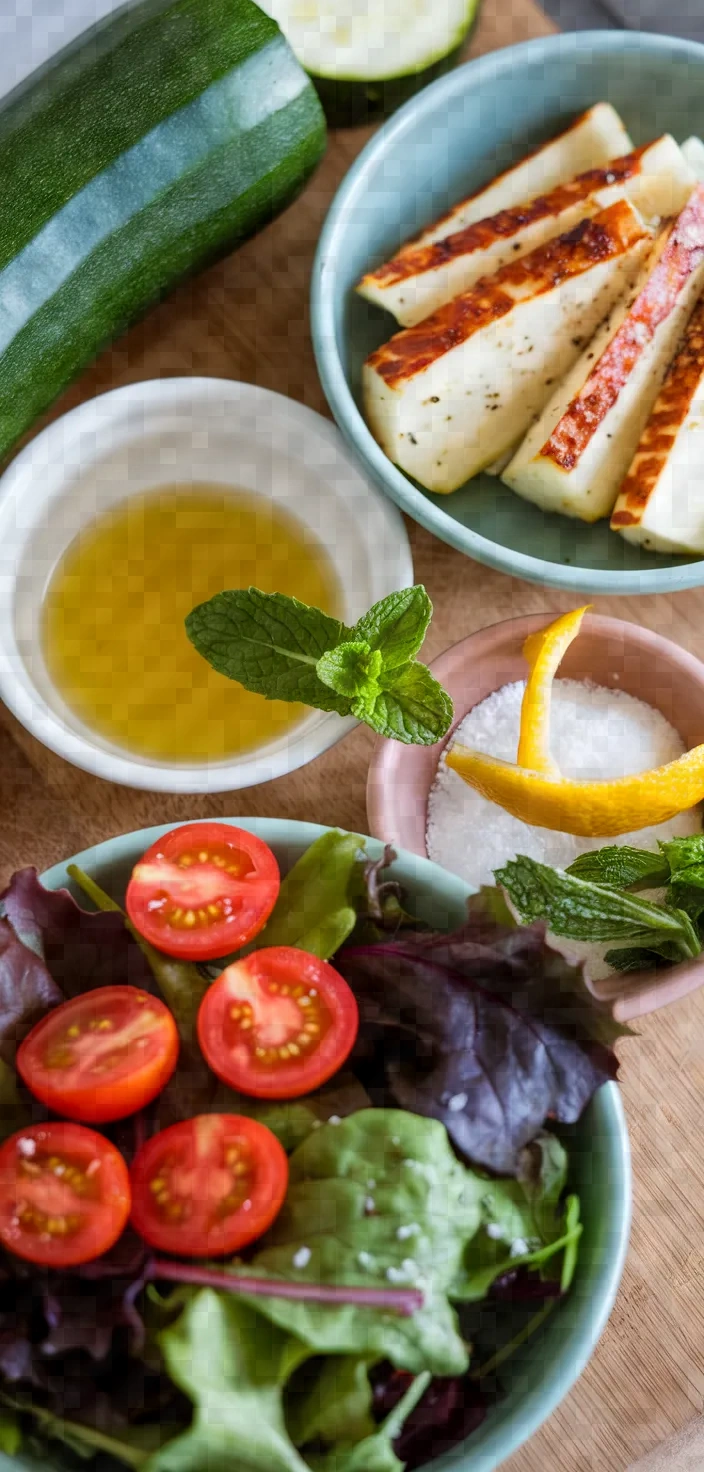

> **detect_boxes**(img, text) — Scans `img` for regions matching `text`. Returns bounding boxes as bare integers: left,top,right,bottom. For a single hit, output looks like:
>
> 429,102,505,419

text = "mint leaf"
185,589,354,716
659,833,704,877
567,846,670,889
354,586,432,670
498,855,701,960
317,642,382,699
353,662,453,745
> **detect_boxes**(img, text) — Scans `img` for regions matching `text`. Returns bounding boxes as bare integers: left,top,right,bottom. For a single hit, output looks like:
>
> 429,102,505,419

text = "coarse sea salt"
427,676,701,891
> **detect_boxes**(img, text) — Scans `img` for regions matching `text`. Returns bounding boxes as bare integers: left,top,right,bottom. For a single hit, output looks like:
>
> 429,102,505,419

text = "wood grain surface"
1,1,702,1467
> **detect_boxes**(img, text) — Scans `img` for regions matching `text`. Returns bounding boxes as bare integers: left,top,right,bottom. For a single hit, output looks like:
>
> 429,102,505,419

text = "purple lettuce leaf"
0,918,62,1063
370,1364,488,1470
338,904,618,1175
0,868,154,999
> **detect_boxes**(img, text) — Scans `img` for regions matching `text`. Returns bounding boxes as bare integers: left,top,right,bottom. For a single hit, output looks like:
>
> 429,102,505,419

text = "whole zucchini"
0,0,326,462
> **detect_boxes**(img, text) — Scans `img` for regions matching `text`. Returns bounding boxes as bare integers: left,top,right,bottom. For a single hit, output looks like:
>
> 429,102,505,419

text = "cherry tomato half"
125,822,280,961
197,947,359,1100
17,986,179,1124
129,1114,288,1258
0,1123,131,1267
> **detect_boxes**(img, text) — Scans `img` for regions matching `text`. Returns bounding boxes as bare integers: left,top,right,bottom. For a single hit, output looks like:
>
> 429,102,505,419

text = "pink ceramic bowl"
366,611,704,1022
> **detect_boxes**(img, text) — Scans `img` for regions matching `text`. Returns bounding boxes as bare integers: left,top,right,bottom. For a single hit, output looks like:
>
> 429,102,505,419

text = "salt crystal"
328,1115,341,1125
364,1197,376,1213
485,1223,504,1240
510,1238,529,1258
396,1224,420,1241
427,677,700,979
292,1247,311,1269
16,1138,36,1158
358,1250,375,1270
448,1093,468,1112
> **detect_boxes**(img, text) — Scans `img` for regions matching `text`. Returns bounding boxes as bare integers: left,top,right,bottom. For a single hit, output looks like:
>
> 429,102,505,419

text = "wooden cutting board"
2,2,703,1466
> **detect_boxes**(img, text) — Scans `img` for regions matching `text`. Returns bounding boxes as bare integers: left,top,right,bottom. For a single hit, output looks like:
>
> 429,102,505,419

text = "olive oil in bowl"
41,485,341,762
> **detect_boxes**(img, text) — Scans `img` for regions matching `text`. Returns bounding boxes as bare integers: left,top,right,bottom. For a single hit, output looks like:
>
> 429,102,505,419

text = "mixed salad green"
0,826,622,1470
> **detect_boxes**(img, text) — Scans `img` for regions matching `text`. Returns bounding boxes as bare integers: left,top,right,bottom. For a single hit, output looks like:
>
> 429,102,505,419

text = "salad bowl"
0,817,631,1472
312,29,704,594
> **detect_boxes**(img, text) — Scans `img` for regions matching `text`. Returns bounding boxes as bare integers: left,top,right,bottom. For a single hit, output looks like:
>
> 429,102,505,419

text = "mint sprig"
186,585,453,746
496,855,701,963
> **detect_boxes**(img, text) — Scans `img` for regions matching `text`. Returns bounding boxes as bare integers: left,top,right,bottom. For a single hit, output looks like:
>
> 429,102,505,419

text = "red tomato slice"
17,987,179,1124
197,947,359,1100
129,1114,288,1258
0,1123,131,1267
125,822,280,961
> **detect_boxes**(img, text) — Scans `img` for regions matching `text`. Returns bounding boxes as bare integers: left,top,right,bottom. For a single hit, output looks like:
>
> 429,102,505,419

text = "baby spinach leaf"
286,1357,376,1448
0,1408,20,1454
256,831,367,960
354,587,432,671
566,846,670,889
497,856,700,961
185,588,353,716
339,913,618,1175
239,1110,486,1376
149,1292,309,1472
450,1133,580,1301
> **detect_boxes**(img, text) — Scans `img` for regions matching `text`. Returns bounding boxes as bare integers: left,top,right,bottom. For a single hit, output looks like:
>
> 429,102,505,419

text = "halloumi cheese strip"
358,135,694,326
410,103,632,249
362,200,652,494
611,298,704,553
503,185,704,522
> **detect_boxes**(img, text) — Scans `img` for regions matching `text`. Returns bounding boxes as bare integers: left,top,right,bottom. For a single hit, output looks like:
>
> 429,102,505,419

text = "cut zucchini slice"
260,0,480,124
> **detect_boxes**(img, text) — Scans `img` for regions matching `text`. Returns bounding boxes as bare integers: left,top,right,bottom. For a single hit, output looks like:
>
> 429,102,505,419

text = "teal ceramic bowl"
1,819,631,1472
312,31,704,594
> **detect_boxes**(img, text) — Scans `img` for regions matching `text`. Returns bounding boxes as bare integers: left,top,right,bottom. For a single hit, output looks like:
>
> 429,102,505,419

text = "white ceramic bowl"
0,378,412,792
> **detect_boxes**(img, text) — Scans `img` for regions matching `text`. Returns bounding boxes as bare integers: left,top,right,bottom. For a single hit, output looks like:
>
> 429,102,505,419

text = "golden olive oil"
41,484,340,762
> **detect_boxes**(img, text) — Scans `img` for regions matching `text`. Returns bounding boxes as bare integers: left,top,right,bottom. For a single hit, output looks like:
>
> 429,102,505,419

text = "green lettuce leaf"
237,1110,489,1376
148,1293,310,1472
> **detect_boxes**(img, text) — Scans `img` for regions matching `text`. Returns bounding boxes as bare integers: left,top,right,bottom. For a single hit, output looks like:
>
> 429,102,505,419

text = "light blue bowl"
0,819,631,1472
312,31,704,594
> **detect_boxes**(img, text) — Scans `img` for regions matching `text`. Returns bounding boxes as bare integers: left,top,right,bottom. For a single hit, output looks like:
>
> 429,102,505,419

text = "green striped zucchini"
0,0,326,462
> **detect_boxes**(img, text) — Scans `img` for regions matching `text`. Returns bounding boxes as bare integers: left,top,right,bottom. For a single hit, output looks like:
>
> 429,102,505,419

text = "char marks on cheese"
366,202,647,389
407,102,630,247
362,143,653,292
611,297,704,526
539,184,704,472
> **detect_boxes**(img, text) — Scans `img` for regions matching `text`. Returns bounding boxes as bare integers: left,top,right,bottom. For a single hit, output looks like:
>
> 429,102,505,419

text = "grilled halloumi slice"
503,185,704,522
358,135,694,327
362,200,652,495
410,103,632,249
682,136,704,181
611,299,704,553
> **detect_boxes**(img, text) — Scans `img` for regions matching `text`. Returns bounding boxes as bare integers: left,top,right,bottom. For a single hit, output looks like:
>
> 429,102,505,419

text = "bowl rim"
38,815,632,1472
367,610,704,1024
311,27,704,596
0,378,412,793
